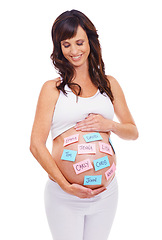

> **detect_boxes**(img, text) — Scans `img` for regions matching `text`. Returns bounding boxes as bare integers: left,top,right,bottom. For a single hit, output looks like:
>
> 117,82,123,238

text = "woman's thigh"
44,179,85,240
83,177,118,240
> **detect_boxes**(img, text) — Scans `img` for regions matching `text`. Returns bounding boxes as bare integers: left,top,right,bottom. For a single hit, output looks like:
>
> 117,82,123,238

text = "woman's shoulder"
41,78,61,95
42,77,61,90
106,75,118,85
39,78,60,104
106,75,122,92
106,74,127,107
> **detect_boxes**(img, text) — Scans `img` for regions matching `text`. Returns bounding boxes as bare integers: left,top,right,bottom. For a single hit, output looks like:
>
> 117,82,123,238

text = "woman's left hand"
74,113,113,132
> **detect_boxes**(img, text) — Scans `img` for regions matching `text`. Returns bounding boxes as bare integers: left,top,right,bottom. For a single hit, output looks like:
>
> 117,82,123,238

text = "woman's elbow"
132,127,139,140
30,139,37,156
30,136,41,157
30,136,46,157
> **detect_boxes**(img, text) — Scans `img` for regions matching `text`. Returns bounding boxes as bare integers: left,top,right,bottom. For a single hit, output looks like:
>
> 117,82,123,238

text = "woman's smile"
71,54,83,61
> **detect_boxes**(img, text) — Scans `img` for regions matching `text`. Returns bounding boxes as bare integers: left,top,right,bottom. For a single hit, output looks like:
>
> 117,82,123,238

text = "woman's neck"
73,61,92,86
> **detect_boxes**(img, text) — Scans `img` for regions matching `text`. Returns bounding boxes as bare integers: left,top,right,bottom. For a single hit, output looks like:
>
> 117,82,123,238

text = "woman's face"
61,26,90,68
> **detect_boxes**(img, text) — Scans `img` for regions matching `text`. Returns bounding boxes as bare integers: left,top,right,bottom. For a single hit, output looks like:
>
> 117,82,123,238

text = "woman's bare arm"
30,80,69,189
108,75,139,140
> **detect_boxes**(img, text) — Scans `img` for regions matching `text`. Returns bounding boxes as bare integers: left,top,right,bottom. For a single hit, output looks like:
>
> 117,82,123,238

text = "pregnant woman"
30,10,138,240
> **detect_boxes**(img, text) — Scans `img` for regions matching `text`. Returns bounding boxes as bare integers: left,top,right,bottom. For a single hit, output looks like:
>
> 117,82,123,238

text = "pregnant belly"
51,127,116,189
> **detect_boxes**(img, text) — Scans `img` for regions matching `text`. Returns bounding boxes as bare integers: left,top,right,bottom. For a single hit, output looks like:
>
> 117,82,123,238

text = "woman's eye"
63,44,70,48
77,42,83,46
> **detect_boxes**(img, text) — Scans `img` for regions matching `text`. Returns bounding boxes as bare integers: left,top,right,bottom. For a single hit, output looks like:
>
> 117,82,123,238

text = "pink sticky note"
73,159,93,174
105,163,116,181
78,143,96,154
99,142,113,155
64,134,79,146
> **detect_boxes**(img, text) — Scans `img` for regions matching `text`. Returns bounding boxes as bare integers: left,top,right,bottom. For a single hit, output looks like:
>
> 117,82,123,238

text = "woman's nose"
70,45,78,55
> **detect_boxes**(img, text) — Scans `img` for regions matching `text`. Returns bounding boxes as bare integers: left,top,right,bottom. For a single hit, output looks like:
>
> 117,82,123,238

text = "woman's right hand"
66,183,107,199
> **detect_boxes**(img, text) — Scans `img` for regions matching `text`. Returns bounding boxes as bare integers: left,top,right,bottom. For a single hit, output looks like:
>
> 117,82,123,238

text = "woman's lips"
71,54,83,61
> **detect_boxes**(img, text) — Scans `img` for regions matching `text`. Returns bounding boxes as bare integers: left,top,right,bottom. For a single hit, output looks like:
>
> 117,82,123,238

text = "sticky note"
78,143,96,154
64,134,79,146
73,159,93,174
99,142,113,155
83,132,103,143
61,149,77,162
109,138,115,154
93,156,110,171
105,163,116,181
84,175,102,185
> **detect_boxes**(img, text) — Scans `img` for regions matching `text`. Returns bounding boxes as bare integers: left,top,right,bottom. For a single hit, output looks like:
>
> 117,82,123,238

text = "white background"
0,0,162,239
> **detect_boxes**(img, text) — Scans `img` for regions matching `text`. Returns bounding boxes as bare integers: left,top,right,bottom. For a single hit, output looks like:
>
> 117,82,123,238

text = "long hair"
50,9,114,102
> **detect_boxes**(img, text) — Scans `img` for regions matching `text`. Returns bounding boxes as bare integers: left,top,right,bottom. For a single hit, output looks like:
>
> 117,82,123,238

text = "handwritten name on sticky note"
78,143,96,154
93,156,110,171
83,132,103,143
73,159,93,174
84,175,102,185
64,134,79,147
99,142,113,155
105,163,116,181
61,149,77,162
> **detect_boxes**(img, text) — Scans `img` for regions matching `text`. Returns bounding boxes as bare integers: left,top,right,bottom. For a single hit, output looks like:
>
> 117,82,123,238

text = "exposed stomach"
51,127,116,189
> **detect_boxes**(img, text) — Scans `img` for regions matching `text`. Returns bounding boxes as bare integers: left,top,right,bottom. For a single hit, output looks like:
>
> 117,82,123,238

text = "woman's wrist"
110,120,117,133
59,179,71,193
106,119,117,133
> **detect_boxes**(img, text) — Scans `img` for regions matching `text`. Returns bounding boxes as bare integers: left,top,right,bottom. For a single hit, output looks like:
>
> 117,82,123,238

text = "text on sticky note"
61,149,77,162
73,159,93,174
83,132,103,143
99,142,113,155
64,134,79,146
84,175,102,185
93,156,110,171
78,143,96,154
105,163,116,181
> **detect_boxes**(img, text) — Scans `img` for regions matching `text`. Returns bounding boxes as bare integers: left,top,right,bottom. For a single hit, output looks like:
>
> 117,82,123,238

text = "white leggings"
44,177,118,240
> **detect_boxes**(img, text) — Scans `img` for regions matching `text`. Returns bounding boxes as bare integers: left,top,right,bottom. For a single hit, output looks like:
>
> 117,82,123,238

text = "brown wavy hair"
50,9,114,102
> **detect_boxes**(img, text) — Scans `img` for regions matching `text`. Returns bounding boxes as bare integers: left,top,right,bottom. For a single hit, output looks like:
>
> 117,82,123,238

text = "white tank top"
51,84,114,139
